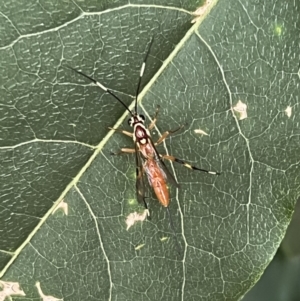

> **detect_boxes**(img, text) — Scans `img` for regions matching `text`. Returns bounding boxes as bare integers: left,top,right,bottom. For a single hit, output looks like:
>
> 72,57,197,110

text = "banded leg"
161,154,221,175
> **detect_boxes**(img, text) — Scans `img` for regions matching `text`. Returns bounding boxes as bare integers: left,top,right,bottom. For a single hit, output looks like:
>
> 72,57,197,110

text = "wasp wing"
135,143,149,211
148,137,180,189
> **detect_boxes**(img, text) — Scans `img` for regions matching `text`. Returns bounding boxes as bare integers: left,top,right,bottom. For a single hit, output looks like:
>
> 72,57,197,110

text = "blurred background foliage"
243,198,300,301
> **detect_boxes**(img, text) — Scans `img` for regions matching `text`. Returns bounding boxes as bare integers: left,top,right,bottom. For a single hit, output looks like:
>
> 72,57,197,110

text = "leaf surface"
0,0,299,300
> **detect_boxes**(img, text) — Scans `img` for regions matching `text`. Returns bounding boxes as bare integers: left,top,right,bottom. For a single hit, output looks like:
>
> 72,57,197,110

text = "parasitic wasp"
68,38,220,252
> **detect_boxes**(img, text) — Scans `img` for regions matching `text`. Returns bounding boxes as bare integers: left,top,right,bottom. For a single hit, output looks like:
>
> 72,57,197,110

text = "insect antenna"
67,66,133,116
166,206,181,254
134,37,154,114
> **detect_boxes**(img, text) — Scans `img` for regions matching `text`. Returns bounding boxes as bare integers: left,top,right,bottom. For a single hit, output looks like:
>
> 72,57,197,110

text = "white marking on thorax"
133,122,148,139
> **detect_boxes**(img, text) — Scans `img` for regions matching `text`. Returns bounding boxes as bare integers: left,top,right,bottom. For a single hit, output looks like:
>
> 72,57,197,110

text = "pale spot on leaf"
0,280,25,300
285,106,292,118
194,129,209,136
233,100,248,120
135,244,145,250
191,0,213,23
53,199,68,215
160,236,169,242
126,210,148,230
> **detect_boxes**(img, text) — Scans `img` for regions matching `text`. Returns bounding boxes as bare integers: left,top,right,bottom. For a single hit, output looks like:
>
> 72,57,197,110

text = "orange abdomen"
145,159,170,207
150,176,169,207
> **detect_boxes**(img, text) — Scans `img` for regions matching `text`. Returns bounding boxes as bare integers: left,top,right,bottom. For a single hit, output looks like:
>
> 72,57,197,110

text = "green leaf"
0,0,299,300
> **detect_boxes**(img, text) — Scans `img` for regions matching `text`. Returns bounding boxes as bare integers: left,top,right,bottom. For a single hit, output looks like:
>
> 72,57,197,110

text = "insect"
68,38,220,252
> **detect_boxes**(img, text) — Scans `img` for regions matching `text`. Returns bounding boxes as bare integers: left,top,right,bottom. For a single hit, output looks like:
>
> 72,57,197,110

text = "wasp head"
128,114,145,127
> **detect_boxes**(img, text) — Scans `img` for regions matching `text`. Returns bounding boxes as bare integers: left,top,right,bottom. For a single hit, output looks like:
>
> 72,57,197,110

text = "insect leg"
109,128,134,155
108,127,133,137
155,125,185,146
148,106,184,144
110,148,136,156
161,154,221,175
148,105,160,130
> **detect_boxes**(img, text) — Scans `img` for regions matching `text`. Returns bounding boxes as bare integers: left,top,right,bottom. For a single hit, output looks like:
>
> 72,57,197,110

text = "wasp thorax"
128,114,145,127
135,125,147,140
